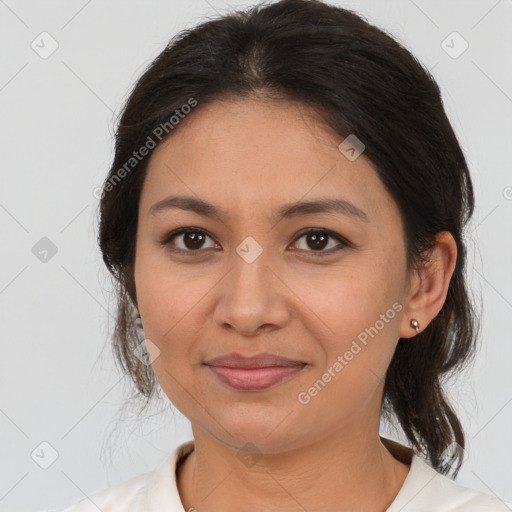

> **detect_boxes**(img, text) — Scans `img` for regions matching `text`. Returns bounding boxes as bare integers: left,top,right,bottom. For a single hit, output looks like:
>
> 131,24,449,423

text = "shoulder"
54,440,194,512
57,467,154,512
425,472,510,511
388,453,511,511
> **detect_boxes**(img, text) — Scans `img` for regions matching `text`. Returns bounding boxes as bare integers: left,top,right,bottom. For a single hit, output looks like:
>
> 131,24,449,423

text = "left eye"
292,229,349,255
160,228,349,256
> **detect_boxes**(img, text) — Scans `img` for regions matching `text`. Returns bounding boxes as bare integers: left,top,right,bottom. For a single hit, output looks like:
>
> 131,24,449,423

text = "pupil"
308,232,327,250
185,232,204,250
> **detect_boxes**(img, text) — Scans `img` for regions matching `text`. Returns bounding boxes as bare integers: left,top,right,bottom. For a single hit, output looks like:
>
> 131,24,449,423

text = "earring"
135,312,143,331
410,318,420,333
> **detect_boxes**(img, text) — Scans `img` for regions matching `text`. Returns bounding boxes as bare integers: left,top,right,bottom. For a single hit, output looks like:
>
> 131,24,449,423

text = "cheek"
133,250,212,406
297,263,402,380
134,242,199,336
135,270,198,371
294,261,395,332
293,284,399,428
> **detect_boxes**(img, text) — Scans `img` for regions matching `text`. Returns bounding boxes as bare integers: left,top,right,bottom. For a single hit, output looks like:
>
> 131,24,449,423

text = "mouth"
203,352,307,391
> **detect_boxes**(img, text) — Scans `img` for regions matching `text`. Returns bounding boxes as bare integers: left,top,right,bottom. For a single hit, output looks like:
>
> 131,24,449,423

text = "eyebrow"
148,195,369,222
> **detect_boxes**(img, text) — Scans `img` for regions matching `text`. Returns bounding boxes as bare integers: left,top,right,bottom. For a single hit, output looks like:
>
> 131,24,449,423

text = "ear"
399,231,458,339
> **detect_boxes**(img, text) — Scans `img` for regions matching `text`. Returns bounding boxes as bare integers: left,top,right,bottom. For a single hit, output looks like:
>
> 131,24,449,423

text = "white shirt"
55,439,510,511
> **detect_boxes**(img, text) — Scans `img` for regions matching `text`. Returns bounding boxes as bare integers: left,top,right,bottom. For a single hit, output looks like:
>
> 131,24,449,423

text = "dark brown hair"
97,0,478,477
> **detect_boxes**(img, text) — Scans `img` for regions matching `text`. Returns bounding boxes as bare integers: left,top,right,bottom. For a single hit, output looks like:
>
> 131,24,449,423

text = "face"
134,98,413,454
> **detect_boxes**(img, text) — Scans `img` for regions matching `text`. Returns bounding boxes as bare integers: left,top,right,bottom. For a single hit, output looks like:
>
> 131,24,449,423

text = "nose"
213,246,292,336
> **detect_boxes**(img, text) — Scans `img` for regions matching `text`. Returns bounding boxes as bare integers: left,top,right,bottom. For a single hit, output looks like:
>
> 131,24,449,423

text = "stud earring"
410,318,420,333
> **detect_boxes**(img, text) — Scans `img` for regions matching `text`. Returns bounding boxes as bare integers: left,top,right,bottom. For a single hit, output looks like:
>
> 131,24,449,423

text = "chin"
205,417,310,455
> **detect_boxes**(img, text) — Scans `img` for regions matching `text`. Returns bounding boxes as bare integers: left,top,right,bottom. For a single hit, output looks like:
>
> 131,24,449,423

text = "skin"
134,98,457,512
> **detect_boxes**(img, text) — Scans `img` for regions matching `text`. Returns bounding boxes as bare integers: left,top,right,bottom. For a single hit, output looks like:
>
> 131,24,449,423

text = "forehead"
141,99,400,227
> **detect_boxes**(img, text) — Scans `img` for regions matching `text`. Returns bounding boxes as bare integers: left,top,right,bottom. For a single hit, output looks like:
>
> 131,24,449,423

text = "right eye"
160,227,220,253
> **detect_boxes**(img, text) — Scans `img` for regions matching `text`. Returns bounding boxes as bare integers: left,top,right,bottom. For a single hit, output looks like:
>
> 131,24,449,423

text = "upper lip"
204,352,306,368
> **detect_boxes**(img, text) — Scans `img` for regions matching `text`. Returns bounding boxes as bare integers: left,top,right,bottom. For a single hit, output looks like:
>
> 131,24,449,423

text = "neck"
177,427,411,512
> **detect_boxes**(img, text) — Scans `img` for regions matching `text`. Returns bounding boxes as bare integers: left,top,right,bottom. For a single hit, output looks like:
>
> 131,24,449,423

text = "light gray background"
1,0,511,510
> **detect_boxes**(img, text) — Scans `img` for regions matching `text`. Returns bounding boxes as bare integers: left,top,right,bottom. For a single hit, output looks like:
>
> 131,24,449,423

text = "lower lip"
206,364,306,391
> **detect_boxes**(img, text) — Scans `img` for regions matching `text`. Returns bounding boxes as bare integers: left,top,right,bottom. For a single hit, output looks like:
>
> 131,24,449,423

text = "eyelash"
159,227,351,258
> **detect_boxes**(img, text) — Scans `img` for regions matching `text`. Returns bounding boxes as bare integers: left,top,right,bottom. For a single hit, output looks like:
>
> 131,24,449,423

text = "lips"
204,352,307,390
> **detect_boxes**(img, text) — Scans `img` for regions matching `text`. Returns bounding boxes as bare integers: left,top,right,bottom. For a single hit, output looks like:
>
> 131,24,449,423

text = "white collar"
143,440,508,511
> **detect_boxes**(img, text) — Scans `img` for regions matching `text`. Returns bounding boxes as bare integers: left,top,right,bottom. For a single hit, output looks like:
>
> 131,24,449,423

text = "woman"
60,0,509,510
